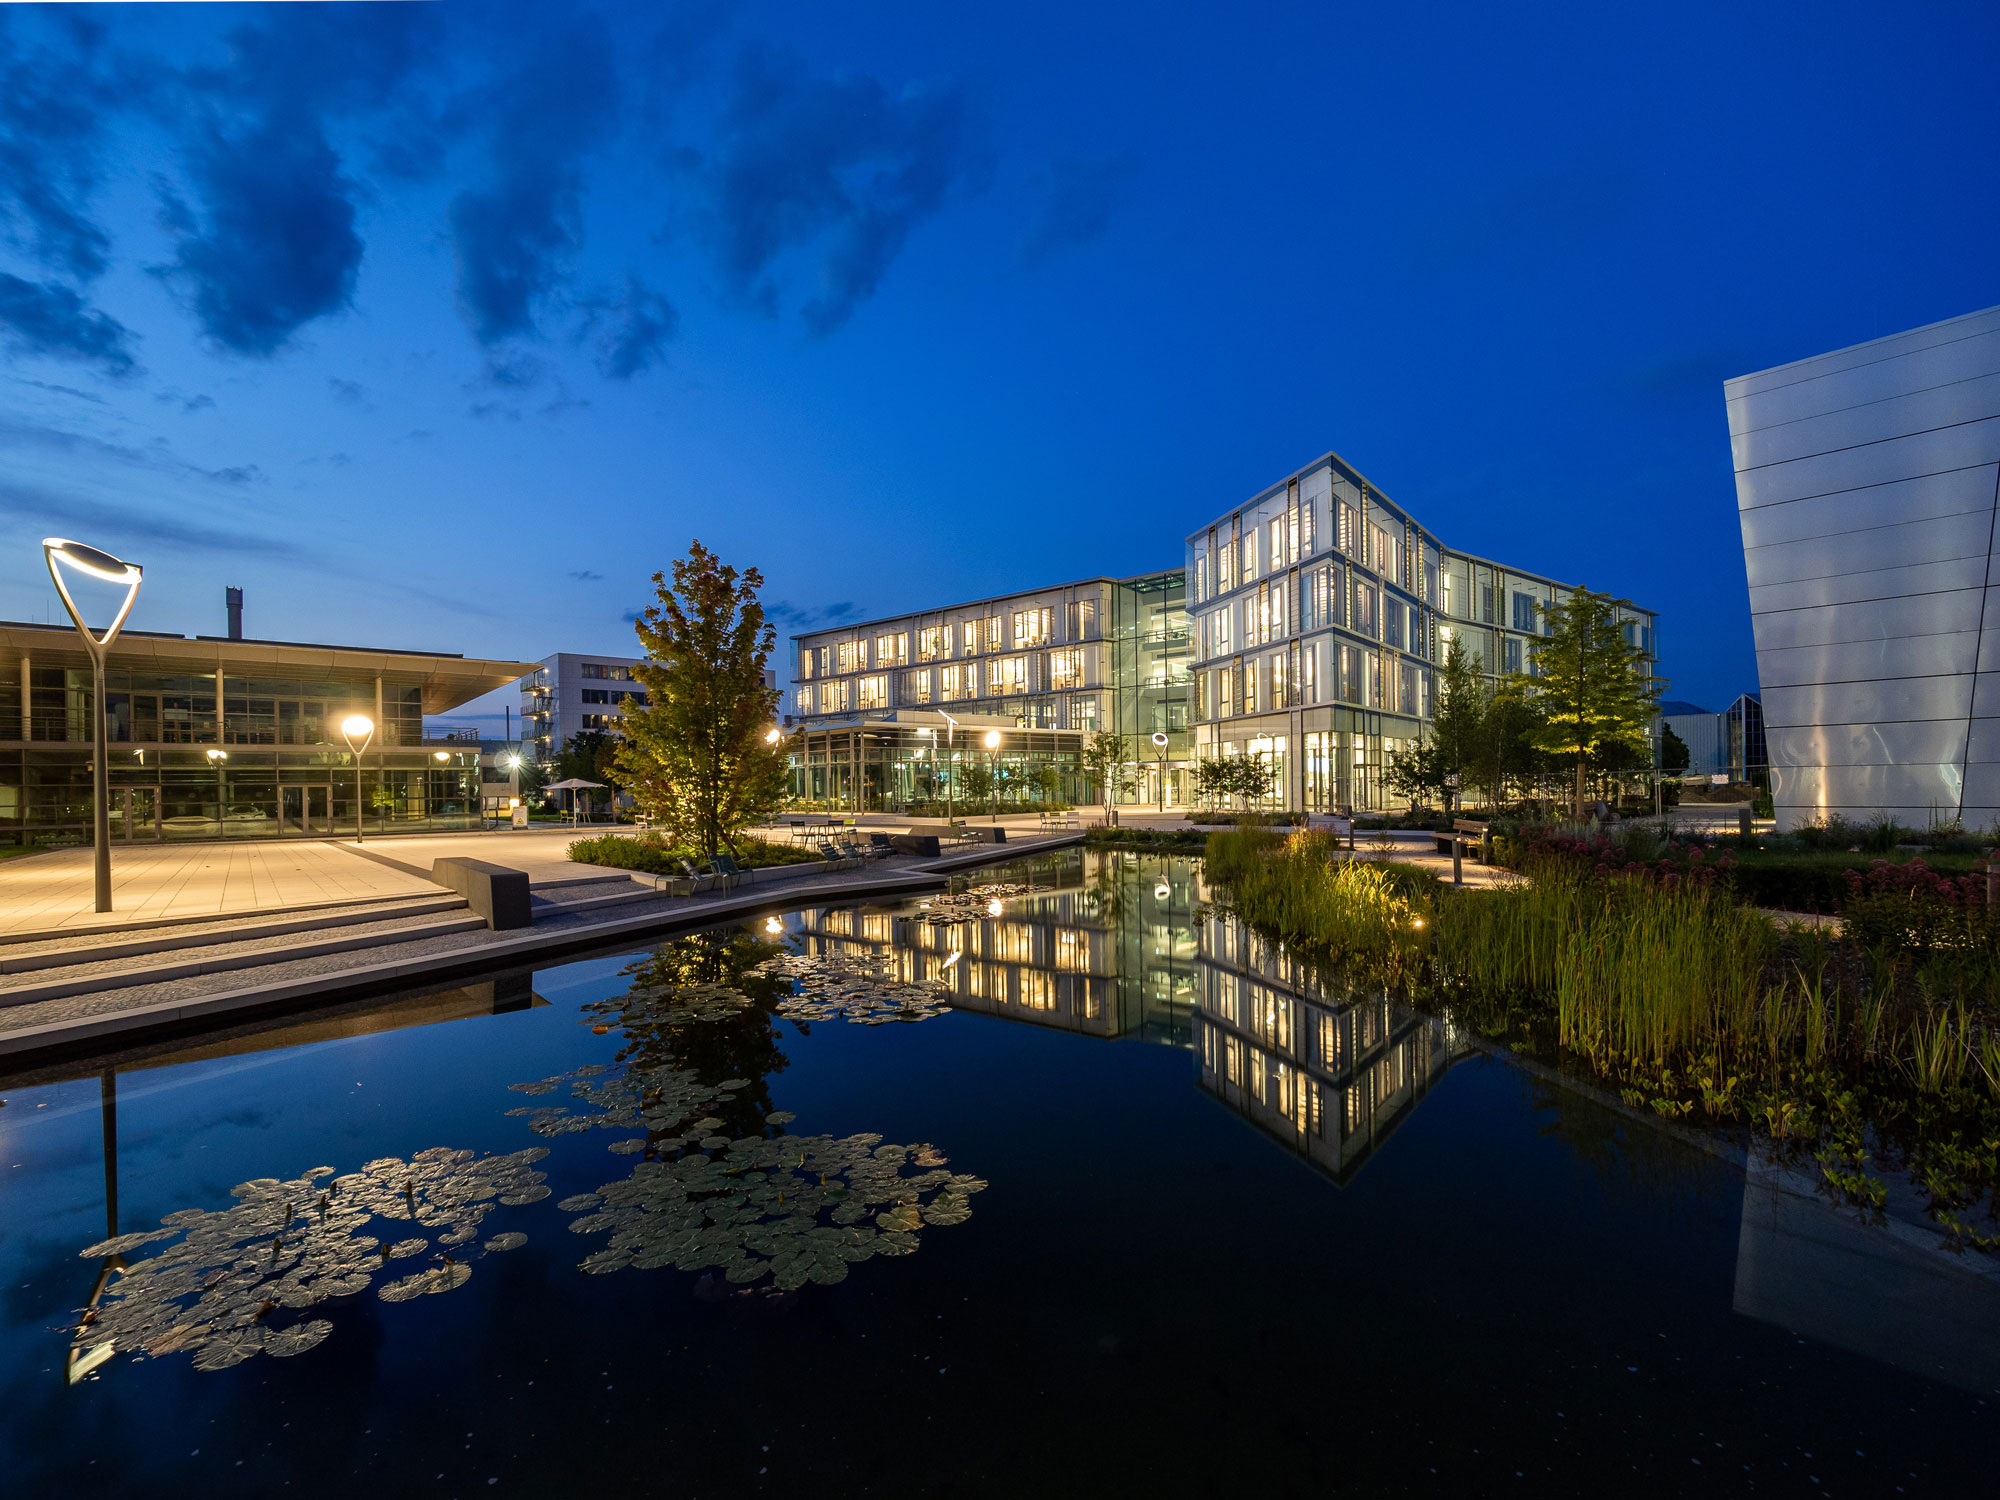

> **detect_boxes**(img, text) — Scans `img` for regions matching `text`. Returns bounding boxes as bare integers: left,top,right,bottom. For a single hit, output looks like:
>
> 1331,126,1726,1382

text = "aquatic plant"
754,949,951,1024
560,1122,985,1289
69,1146,547,1374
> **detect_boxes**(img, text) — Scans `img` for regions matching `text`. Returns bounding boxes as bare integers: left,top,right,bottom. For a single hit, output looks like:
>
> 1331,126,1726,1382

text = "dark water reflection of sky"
0,850,1993,1498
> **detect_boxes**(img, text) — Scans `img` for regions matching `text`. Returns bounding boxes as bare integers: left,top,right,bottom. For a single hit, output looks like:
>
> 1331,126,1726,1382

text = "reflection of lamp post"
939,711,959,826
43,537,142,913
340,714,374,843
983,729,1000,822
1151,730,1169,813
206,748,228,833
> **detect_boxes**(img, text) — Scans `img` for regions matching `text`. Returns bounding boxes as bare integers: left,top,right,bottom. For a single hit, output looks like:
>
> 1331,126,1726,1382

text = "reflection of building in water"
792,851,1199,1043
1193,911,1471,1182
1733,1146,2000,1395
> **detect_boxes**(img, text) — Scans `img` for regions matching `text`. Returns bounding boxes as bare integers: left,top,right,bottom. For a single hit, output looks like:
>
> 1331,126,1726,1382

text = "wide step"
0,895,470,974
0,913,488,1008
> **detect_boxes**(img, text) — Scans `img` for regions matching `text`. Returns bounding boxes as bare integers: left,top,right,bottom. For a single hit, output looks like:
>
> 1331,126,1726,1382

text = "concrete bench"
432,857,532,930
887,833,941,857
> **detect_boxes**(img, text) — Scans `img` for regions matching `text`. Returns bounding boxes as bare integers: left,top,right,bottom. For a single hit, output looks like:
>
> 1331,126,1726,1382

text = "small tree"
1226,753,1279,809
957,758,993,808
1520,589,1663,818
1191,756,1231,813
1383,735,1446,809
1080,731,1136,819
616,541,787,858
1430,636,1487,789
1661,723,1690,773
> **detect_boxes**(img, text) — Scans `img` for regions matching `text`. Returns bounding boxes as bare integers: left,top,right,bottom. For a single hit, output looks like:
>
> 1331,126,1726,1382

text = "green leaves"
68,1146,548,1374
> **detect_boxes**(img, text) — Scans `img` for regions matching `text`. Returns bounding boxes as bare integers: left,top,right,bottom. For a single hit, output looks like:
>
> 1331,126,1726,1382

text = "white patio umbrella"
542,777,605,826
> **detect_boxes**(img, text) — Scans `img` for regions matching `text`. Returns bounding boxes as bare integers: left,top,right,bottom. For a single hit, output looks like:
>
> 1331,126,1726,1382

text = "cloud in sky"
1019,151,1138,268
697,44,980,335
0,273,136,374
0,477,302,559
0,16,124,280
766,598,862,630
580,273,677,379
449,16,620,347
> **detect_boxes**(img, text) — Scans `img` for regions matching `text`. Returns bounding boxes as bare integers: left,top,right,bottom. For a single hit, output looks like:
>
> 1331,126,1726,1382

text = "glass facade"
0,625,534,845
1186,452,1660,811
784,569,1191,812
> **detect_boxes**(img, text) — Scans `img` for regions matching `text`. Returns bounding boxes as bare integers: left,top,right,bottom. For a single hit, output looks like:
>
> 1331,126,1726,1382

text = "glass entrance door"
127,787,159,840
282,785,334,834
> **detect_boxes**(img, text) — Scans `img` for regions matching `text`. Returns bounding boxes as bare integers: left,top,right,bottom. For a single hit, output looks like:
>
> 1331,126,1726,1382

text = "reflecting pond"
2,849,1995,1496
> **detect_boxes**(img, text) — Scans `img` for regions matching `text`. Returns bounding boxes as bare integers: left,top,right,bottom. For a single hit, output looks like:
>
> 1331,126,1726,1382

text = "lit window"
902,669,931,703
1049,648,1084,691
1071,694,1098,730
796,686,814,715
876,633,908,666
856,675,888,710
995,655,1029,695
960,621,981,656
836,640,863,674
1012,608,1051,647
918,626,945,661
984,616,1002,653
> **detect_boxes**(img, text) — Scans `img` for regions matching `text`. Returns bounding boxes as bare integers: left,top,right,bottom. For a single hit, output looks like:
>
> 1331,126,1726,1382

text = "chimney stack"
226,586,243,641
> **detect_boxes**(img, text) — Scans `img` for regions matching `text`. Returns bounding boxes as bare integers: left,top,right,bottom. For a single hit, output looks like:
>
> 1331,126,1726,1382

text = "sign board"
1710,773,1729,785
511,804,529,828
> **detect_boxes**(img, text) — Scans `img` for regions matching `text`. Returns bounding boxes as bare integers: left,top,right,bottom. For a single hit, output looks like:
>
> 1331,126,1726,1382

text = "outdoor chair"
710,852,756,886
817,840,861,870
652,860,717,897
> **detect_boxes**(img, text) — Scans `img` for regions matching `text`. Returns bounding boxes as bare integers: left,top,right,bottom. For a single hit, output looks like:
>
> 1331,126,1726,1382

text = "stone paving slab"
0,840,432,936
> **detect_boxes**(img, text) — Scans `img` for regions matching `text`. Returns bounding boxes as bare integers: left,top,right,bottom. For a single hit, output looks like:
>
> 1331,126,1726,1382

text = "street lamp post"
938,711,959,827
983,729,1000,822
42,538,143,913
340,714,375,843
1152,730,1169,813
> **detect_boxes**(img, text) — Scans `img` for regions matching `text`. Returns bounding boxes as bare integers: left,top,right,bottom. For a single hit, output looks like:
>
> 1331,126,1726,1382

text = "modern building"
517,651,650,765
0,620,534,845
1186,451,1660,811
784,569,1189,810
1728,303,2000,831
1660,692,1767,783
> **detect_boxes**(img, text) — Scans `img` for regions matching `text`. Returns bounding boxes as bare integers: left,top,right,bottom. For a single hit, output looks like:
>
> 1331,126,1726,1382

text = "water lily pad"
483,1232,527,1253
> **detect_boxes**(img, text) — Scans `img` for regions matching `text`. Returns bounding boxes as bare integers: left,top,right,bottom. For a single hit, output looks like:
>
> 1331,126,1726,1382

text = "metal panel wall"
1729,304,2000,830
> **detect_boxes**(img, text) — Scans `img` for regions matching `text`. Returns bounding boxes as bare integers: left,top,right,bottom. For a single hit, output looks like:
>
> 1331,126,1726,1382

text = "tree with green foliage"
1520,588,1663,817
1383,735,1446,809
615,541,787,858
1469,681,1545,811
1225,752,1279,808
1080,730,1136,818
1661,723,1690,773
1386,636,1488,810
1191,756,1231,813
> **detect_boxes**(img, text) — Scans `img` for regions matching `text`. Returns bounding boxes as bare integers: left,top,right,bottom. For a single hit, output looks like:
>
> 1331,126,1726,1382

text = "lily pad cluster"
69,1145,547,1373
917,883,1035,926
560,1122,986,1290
753,949,952,1024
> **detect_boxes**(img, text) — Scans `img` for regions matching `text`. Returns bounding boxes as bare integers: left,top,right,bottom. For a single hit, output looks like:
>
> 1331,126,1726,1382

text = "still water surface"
1,850,1993,1497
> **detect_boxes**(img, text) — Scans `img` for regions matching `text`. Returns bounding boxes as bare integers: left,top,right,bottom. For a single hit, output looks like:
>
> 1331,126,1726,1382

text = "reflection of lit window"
1055,928,1089,972
992,922,1034,963
1018,970,1054,1010
861,914,892,942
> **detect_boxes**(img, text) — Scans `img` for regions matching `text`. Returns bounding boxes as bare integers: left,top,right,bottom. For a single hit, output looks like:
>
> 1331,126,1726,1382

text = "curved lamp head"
433,750,451,763
339,714,375,755
206,749,228,764
983,730,1000,750
765,727,781,744
43,537,142,655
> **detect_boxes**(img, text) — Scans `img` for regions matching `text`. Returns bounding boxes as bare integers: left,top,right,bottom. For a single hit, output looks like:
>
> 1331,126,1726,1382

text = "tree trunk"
1574,757,1586,821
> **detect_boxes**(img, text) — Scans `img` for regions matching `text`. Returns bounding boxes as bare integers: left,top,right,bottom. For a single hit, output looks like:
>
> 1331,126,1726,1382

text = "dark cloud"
1019,152,1138,268
766,599,861,630
12,376,105,404
580,274,677,379
0,478,303,560
155,390,215,413
697,45,979,335
569,569,604,581
0,273,136,374
155,108,363,356
0,413,264,488
449,18,620,346
0,15,127,280
328,376,366,404
148,7,441,356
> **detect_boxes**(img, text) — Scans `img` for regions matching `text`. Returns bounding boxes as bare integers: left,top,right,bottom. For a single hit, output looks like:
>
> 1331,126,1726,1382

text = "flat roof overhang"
0,622,536,716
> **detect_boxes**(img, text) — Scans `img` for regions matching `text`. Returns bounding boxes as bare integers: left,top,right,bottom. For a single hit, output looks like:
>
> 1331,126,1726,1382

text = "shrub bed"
568,832,821,876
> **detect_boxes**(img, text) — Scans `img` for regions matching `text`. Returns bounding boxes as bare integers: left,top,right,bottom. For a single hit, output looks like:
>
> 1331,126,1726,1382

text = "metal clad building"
1728,304,2000,830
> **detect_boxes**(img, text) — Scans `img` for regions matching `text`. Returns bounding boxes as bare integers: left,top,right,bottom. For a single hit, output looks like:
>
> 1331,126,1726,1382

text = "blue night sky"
1,1,1995,730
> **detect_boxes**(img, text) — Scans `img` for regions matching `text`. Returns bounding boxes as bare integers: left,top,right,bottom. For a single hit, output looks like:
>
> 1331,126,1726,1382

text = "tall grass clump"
1204,829,1435,983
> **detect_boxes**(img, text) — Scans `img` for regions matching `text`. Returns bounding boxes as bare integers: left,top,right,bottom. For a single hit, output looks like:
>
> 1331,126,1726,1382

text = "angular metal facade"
1729,304,2000,831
